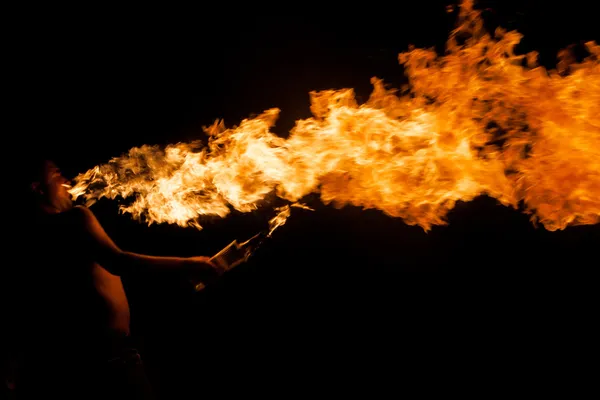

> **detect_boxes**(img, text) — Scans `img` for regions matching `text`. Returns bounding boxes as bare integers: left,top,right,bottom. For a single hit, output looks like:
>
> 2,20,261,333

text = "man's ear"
30,181,43,194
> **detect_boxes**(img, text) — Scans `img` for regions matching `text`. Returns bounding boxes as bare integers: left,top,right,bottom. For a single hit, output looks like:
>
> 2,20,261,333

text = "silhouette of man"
12,158,222,399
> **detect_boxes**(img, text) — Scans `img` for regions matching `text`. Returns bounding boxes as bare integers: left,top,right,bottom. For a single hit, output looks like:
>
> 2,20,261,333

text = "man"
12,159,223,399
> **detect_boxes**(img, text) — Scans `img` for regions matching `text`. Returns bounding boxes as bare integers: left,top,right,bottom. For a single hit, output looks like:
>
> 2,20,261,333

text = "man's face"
41,161,73,212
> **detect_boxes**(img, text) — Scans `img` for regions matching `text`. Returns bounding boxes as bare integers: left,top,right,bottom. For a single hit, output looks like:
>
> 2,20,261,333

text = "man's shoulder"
71,204,92,215
31,207,92,244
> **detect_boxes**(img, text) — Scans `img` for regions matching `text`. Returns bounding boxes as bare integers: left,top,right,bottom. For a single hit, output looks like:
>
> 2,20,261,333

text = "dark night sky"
10,1,599,396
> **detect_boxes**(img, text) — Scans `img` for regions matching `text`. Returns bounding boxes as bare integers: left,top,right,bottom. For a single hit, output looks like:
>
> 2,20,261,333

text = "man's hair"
18,144,70,210
20,141,66,187
21,152,50,187
18,150,53,211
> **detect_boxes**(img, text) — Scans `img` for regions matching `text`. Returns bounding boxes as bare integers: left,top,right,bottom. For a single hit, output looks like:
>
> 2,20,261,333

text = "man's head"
26,159,73,213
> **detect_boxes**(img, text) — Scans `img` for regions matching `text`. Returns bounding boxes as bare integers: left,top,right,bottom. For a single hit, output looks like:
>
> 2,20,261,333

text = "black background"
10,1,599,396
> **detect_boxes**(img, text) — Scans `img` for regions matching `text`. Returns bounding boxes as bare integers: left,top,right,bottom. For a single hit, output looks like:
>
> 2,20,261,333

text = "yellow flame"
268,205,291,237
291,203,315,212
266,203,314,236
70,1,600,232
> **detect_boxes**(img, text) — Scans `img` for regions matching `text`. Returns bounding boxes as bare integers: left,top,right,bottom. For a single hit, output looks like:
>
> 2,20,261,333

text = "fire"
268,206,291,237
268,203,314,236
69,0,600,232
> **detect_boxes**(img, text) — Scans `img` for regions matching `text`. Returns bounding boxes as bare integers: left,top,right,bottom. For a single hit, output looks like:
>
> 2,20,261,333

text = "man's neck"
40,204,61,214
39,202,71,214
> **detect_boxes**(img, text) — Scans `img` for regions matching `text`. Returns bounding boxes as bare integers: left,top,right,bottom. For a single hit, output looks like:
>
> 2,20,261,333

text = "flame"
69,1,600,232
291,203,315,212
268,206,291,237
267,203,314,236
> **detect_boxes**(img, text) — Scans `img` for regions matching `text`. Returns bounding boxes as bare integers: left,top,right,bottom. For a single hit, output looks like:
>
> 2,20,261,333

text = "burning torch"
190,230,268,292
189,203,307,291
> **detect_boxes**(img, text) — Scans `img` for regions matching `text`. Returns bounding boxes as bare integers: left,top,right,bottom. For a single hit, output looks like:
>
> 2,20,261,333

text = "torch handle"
190,232,267,292
190,250,245,292
190,254,225,292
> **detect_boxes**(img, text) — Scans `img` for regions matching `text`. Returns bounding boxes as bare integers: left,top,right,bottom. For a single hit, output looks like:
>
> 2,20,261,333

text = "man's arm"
73,205,216,277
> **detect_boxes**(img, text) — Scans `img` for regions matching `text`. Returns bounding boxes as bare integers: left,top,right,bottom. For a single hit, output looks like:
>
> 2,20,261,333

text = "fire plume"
69,1,600,232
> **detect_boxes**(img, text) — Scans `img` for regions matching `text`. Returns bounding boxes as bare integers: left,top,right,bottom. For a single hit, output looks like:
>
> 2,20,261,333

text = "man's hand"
188,256,226,281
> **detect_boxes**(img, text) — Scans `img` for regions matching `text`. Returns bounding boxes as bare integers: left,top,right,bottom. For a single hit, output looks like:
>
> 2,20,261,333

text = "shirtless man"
14,158,222,399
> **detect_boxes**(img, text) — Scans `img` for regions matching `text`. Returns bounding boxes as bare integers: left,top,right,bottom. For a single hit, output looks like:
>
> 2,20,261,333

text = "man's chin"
59,198,74,211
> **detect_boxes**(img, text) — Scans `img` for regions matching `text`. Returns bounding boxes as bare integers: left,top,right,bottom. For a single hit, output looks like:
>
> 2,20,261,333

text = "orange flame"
268,206,291,237
69,1,599,232
268,203,314,236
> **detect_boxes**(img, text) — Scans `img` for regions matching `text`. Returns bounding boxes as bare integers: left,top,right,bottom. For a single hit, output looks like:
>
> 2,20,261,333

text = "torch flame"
268,206,291,237
69,1,600,232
